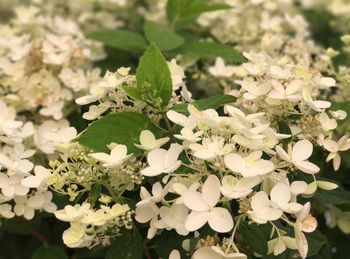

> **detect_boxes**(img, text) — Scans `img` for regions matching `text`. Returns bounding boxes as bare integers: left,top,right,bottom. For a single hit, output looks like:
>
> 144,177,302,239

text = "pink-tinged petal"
208,207,234,233
169,250,181,259
224,153,245,173
184,211,209,232
302,215,317,233
182,190,207,211
294,161,320,174
202,175,221,207
323,139,338,153
275,145,291,162
286,79,303,95
292,140,313,161
295,231,308,259
338,136,350,151
333,153,341,171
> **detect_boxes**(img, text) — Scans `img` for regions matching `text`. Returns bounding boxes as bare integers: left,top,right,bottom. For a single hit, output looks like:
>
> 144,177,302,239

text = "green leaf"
176,41,244,62
87,184,101,205
306,230,328,257
75,112,164,153
239,222,268,255
87,29,147,52
106,229,143,259
315,188,350,205
136,43,173,107
171,94,236,114
122,86,142,101
166,0,230,28
154,231,187,258
32,246,68,259
144,21,185,51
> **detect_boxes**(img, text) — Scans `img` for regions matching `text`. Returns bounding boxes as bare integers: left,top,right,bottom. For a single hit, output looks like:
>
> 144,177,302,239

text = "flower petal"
208,207,234,233
202,175,221,207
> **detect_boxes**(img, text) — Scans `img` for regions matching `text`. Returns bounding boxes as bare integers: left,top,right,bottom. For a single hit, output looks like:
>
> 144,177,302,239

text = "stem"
162,114,176,142
143,240,153,259
102,182,119,202
16,217,48,246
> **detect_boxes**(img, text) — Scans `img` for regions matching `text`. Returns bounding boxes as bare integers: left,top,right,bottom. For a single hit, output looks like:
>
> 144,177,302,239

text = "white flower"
81,209,107,226
193,247,247,259
141,143,183,177
90,144,132,168
208,57,235,78
14,191,57,219
101,203,130,221
75,85,108,105
42,34,76,65
267,79,303,101
135,130,170,151
323,136,350,171
156,204,189,236
240,77,271,100
220,175,261,199
39,101,64,120
167,59,185,91
302,91,331,112
190,138,233,160
294,202,317,259
0,204,15,219
62,222,93,248
0,101,23,135
174,128,203,143
54,203,91,222
0,153,33,176
267,236,297,256
0,174,29,197
166,110,198,129
276,140,320,174
270,183,303,214
182,175,234,233
21,165,52,190
82,102,110,121
224,151,274,177
318,112,337,131
247,191,283,224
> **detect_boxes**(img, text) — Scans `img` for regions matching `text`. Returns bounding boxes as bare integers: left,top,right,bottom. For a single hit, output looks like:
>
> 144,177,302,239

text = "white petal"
182,190,207,211
224,153,245,173
290,181,308,195
275,145,291,162
169,249,181,259
294,161,320,174
202,175,221,207
271,183,291,207
292,140,313,161
192,247,221,259
251,191,270,211
184,211,209,232
208,207,233,233
147,148,166,166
